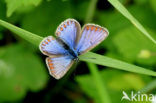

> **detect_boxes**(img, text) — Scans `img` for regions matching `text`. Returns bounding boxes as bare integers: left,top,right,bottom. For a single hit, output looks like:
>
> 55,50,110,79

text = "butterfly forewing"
55,19,81,49
46,56,74,79
39,36,67,56
76,24,109,55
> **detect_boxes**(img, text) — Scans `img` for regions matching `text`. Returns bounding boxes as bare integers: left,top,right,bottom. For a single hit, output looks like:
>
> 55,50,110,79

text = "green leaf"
0,44,48,102
79,52,156,76
5,0,42,17
108,0,156,44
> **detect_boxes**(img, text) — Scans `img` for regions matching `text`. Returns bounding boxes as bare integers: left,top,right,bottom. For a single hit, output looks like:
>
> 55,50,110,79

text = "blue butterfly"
39,19,109,79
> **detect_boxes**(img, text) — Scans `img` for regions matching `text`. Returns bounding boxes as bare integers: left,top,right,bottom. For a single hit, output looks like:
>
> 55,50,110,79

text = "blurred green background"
0,0,156,103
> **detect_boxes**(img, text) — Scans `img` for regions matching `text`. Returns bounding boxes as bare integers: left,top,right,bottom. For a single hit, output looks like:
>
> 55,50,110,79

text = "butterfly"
39,19,109,79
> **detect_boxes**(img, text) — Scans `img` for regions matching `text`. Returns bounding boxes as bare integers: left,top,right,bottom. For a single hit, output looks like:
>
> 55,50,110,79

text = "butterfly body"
56,37,78,59
39,19,109,79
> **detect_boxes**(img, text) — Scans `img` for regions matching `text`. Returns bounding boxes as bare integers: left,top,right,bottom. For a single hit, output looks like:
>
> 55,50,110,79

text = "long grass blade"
0,19,43,46
80,52,156,76
108,0,156,44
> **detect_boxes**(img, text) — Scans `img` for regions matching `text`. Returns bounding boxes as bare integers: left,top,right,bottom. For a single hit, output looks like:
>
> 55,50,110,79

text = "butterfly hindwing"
39,36,67,56
76,24,109,54
46,56,74,79
55,19,81,49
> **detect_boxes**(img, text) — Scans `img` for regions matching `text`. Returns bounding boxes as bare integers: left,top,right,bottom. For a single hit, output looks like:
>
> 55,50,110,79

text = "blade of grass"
88,63,111,103
0,19,43,46
79,52,156,76
108,0,156,44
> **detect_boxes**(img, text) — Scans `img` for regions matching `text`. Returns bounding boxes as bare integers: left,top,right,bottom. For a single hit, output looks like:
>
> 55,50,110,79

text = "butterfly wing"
46,55,74,79
55,19,81,49
76,24,109,55
39,36,67,56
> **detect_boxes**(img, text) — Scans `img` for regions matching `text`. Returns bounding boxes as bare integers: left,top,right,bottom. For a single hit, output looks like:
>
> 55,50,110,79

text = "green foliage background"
0,0,156,102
